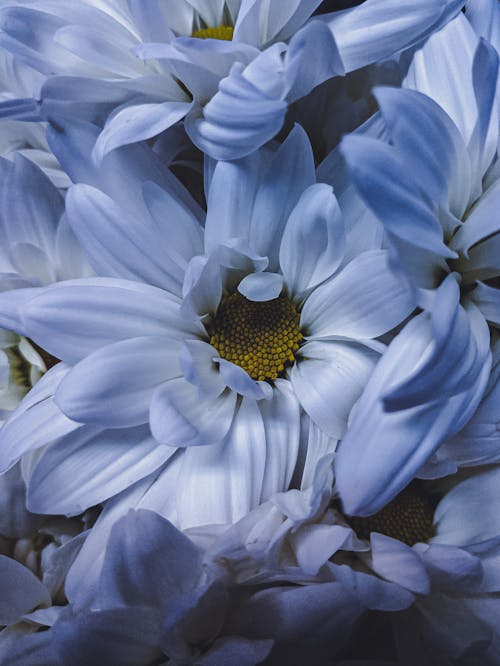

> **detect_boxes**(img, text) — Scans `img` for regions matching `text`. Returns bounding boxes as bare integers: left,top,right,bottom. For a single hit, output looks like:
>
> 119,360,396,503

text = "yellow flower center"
210,291,302,382
348,483,435,546
191,25,234,40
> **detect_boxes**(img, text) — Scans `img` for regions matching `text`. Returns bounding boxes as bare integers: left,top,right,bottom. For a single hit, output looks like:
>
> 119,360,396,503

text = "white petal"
55,337,180,427
176,398,267,528
279,183,345,298
27,426,176,516
0,555,50,625
93,101,192,163
150,378,237,446
302,250,415,340
291,340,378,439
237,271,283,301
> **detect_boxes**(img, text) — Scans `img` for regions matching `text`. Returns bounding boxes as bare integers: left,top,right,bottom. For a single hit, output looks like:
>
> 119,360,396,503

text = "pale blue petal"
249,124,315,269
149,378,236,446
370,533,430,594
284,20,343,102
55,337,181,427
374,86,472,219
237,271,283,301
335,299,491,517
21,278,200,365
0,365,79,474
434,467,500,546
301,250,415,340
323,0,464,72
0,555,50,625
185,46,288,160
216,358,273,400
291,340,378,439
341,135,453,259
279,184,345,298
176,397,267,528
97,508,201,610
93,101,192,163
27,426,175,515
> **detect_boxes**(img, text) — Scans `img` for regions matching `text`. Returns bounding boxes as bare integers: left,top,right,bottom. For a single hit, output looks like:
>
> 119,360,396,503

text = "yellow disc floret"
210,291,302,382
348,483,435,546
191,25,234,40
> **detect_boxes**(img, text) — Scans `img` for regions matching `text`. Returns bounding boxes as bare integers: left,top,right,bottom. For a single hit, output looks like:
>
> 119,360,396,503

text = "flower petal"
175,398,267,528
150,378,237,447
27,425,176,515
279,183,345,298
92,101,192,163
55,337,181,427
291,340,378,439
302,250,415,340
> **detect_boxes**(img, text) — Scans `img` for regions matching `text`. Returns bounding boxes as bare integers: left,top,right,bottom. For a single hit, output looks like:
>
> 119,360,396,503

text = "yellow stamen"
210,292,302,382
191,25,234,41
348,483,435,546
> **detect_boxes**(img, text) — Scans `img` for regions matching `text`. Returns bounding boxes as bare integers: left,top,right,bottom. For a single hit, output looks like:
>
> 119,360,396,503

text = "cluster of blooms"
1,0,500,663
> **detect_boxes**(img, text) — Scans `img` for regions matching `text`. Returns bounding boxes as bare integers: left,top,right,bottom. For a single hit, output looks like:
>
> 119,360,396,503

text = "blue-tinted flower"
0,124,414,529
0,0,464,159
335,17,499,515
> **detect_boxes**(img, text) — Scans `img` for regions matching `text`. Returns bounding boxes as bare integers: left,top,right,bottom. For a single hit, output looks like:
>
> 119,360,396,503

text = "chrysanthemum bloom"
0,460,91,661
5,509,276,666
335,16,500,515
0,122,414,530
0,0,464,159
209,461,500,663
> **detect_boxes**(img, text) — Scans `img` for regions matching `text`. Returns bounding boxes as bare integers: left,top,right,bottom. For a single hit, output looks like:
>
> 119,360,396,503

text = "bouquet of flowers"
0,1,499,663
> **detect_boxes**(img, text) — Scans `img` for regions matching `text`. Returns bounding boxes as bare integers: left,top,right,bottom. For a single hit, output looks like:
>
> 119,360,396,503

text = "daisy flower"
0,122,414,529
335,16,500,515
0,0,464,159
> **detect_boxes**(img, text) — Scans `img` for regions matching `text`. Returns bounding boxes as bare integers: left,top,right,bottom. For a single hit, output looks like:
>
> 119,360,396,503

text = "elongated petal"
93,101,192,163
335,301,491,517
54,337,180,427
0,555,50,625
370,533,430,594
323,0,464,73
27,425,175,515
249,124,315,269
0,365,79,474
434,468,500,549
175,398,267,528
279,184,345,298
404,13,479,147
284,20,343,102
67,185,184,294
374,86,471,219
291,340,378,439
258,379,301,501
98,509,201,611
341,135,453,259
21,278,200,365
301,250,415,340
150,378,236,447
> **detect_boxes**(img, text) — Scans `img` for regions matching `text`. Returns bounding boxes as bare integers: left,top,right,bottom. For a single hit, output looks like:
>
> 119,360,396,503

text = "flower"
334,16,499,515
0,122,414,529
208,461,500,663
0,0,464,159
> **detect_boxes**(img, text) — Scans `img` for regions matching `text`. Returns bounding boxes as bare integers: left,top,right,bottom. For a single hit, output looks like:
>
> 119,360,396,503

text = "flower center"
347,483,435,546
210,291,302,382
191,25,234,40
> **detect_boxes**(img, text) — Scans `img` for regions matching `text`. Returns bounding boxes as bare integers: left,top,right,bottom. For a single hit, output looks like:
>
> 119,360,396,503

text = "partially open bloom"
0,0,464,159
335,16,499,515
